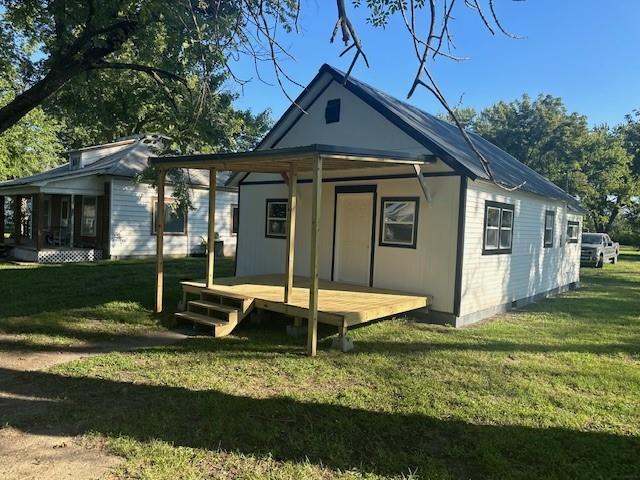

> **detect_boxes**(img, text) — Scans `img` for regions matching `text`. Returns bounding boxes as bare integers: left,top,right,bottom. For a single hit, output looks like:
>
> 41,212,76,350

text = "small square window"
265,199,287,238
325,98,341,124
379,197,419,248
483,201,514,255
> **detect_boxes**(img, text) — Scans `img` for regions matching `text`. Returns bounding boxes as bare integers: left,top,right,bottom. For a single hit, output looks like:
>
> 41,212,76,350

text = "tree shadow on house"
0,366,637,479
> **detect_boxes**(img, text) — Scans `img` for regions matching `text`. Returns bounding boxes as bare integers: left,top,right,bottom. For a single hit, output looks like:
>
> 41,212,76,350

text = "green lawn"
1,253,639,479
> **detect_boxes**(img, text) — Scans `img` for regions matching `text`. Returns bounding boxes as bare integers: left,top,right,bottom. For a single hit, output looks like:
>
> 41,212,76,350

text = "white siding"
236,171,461,313
109,178,237,258
459,180,582,317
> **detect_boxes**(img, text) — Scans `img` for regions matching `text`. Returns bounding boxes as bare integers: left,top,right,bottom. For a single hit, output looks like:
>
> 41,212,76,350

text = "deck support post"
14,195,22,245
284,164,297,303
307,154,322,356
0,195,5,244
155,168,166,313
286,316,305,337
206,168,217,289
331,319,354,352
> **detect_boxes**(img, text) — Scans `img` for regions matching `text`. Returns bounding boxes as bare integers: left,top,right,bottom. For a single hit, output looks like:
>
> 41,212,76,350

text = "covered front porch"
151,144,435,355
0,190,108,263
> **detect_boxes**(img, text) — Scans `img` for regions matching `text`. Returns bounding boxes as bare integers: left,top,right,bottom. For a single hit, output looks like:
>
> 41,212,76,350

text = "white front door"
333,192,374,285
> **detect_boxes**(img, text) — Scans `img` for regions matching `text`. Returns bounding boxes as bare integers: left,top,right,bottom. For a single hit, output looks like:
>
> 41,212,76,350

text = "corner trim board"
453,176,467,317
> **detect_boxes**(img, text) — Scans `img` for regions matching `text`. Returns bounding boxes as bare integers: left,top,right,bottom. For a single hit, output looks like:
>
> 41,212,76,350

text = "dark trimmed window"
152,199,187,235
544,210,555,247
231,204,239,235
265,199,287,238
379,197,419,248
483,201,514,255
566,220,579,244
325,98,341,124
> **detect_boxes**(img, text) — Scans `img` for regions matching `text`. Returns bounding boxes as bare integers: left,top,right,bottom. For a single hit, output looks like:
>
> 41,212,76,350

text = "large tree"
0,1,522,143
0,73,63,181
472,94,590,190
578,126,637,233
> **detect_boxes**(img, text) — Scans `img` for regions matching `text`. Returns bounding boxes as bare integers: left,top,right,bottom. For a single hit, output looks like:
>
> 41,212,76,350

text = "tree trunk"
0,17,139,134
605,206,621,233
0,60,88,135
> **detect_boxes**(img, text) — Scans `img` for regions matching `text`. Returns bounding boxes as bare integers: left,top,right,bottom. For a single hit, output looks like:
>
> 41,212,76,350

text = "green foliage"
473,94,590,188
447,94,640,233
436,106,477,128
577,126,636,232
0,74,63,181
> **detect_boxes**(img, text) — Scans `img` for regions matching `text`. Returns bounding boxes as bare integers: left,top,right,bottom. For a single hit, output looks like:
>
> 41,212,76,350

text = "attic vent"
70,153,81,169
325,98,341,124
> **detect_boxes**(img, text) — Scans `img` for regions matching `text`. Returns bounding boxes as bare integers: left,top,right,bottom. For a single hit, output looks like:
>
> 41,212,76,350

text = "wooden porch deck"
181,275,431,327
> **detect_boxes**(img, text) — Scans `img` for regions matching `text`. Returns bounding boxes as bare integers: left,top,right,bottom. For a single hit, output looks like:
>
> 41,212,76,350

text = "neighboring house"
0,134,238,263
223,64,584,327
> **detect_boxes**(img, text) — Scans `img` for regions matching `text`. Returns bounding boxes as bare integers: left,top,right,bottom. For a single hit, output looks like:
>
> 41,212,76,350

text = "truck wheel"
597,254,604,268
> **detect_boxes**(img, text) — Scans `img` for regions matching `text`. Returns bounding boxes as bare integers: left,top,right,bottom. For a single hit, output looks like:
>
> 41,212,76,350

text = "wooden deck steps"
180,276,431,330
176,289,255,337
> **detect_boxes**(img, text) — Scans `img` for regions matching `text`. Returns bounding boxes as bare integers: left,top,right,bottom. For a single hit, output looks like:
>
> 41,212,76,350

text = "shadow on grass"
0,258,232,319
0,366,637,479
619,252,640,262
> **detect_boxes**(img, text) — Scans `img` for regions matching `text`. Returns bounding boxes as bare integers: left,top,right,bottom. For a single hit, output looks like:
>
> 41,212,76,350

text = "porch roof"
150,144,437,173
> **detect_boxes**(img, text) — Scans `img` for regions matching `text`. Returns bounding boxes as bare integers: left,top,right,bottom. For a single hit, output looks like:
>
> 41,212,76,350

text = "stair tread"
202,288,252,301
175,311,234,326
188,300,239,314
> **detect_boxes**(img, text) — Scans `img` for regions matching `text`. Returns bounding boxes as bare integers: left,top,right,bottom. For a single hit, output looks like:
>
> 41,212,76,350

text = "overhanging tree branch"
89,62,189,88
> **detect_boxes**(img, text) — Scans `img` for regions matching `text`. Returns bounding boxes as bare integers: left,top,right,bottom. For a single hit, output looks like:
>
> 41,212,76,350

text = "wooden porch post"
35,193,44,250
69,194,75,247
0,195,4,244
307,154,322,356
284,164,297,303
206,168,217,289
155,169,166,313
14,195,22,245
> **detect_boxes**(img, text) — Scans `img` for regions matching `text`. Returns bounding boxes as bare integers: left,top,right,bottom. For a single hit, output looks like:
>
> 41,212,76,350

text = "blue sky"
230,1,640,127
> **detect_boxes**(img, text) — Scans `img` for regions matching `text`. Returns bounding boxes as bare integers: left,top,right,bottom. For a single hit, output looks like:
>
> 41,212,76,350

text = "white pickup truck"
580,233,619,268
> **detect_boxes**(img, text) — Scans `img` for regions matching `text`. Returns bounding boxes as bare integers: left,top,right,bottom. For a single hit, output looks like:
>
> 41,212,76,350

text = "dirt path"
0,329,186,480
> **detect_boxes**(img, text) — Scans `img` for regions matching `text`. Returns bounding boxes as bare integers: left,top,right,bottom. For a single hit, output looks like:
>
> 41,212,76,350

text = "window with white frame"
152,199,187,234
379,197,419,248
483,201,514,254
265,199,287,238
81,196,98,236
544,210,555,247
566,220,579,244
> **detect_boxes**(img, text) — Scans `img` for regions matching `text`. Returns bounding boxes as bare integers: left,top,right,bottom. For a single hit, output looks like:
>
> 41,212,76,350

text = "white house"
0,134,238,263
217,65,584,327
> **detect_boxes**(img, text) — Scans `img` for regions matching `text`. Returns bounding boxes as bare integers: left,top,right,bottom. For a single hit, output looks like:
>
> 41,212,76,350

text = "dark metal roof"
296,64,583,211
0,136,234,192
